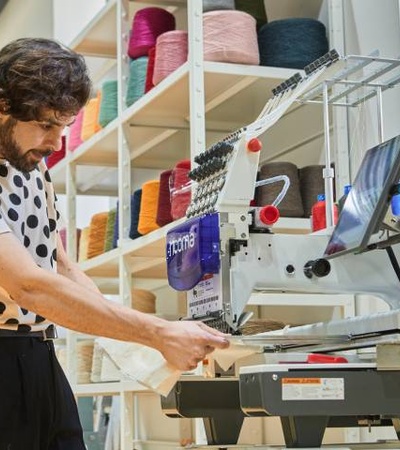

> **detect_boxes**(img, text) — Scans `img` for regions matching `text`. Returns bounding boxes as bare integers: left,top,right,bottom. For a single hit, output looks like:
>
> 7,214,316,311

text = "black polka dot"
49,219,57,232
50,256,54,268
34,196,42,209
21,222,25,235
9,193,21,205
7,208,18,221
0,166,8,177
13,175,23,188
44,170,51,183
24,236,30,247
36,244,48,257
35,314,46,323
43,225,50,238
0,302,5,314
0,213,2,220
27,215,39,228
17,324,31,332
23,186,29,199
52,248,57,262
36,177,43,190
22,172,31,181
0,185,2,194
5,318,19,325
45,191,48,199
56,210,60,220
21,308,29,315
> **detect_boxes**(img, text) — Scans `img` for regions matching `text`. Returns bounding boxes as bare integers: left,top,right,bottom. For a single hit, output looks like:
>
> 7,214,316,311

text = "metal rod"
376,86,384,143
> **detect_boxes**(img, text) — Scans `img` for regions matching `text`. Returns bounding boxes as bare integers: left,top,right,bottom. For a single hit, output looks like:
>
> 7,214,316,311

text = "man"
0,38,229,449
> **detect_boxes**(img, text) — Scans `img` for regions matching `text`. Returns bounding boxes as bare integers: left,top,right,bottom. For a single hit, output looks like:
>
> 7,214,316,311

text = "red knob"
247,138,262,152
259,205,280,225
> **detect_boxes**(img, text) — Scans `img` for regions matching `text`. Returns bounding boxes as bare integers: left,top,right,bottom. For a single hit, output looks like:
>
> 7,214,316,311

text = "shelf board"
73,379,149,396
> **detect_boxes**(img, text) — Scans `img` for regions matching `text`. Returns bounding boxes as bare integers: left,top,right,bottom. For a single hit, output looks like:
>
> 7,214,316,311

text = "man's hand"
156,320,230,371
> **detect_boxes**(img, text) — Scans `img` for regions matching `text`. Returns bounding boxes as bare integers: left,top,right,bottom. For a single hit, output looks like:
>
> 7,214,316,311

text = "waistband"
0,325,58,341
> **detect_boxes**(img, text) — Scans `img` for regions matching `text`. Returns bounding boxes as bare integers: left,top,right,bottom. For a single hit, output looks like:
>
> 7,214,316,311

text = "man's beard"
0,117,52,172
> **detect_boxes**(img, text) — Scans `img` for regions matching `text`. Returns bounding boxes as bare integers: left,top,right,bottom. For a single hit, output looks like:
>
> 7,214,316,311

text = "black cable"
385,246,400,283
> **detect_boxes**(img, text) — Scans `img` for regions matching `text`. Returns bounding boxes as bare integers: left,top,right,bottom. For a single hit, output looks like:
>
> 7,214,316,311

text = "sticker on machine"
282,377,344,401
188,273,222,316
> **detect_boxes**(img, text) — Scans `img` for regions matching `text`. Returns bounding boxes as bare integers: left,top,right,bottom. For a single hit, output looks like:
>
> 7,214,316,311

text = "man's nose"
45,129,64,152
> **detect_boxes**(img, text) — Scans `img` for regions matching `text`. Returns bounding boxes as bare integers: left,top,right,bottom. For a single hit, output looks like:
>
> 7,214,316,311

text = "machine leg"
203,413,244,445
280,416,329,448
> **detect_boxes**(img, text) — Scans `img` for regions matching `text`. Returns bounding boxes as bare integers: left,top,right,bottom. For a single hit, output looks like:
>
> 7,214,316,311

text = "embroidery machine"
162,52,400,448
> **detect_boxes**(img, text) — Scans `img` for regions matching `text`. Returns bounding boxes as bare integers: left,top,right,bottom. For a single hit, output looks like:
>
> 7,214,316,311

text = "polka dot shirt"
0,159,59,332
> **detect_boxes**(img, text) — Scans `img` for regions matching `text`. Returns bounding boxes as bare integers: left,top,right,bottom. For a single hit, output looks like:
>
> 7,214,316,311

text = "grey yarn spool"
298,165,325,218
256,161,304,217
258,18,329,69
203,0,235,12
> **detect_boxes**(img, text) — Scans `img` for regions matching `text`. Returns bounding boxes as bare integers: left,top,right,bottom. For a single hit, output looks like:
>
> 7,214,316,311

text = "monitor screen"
324,134,400,259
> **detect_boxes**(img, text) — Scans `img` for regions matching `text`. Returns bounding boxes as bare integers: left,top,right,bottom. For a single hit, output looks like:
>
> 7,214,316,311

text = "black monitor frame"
324,134,400,259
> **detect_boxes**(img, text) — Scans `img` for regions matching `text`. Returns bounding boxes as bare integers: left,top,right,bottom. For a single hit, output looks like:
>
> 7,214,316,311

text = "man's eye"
39,123,52,131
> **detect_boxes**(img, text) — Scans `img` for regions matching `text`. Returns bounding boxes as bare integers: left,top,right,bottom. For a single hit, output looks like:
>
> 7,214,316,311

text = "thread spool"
234,0,268,30
112,202,119,249
129,189,143,240
131,288,156,313
128,7,176,59
78,226,90,262
258,18,329,69
68,108,84,152
138,180,161,235
104,208,117,252
170,160,191,220
81,92,102,141
46,136,66,169
203,0,235,12
126,56,148,107
87,212,109,259
156,169,173,227
59,227,81,255
98,80,118,127
256,162,304,217
203,10,259,65
298,165,325,218
311,194,338,232
152,30,188,85
144,46,156,93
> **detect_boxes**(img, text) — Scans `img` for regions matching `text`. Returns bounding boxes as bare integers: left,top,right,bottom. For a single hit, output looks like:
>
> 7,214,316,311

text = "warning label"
282,377,344,401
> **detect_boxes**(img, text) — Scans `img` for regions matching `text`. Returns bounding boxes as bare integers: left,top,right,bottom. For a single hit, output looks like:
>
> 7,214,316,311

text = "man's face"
0,111,75,172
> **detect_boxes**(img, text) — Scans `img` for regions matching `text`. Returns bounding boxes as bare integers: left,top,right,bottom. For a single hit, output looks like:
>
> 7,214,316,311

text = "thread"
87,212,109,259
156,169,173,227
170,160,191,220
129,189,143,240
152,30,188,85
104,208,117,252
203,10,259,65
81,92,102,141
256,162,304,217
78,226,90,262
138,180,161,235
68,108,84,152
59,227,81,255
234,0,268,30
98,80,118,127
131,288,156,313
46,136,66,169
311,194,339,232
298,165,325,218
128,7,176,59
144,46,156,93
203,0,235,12
258,18,329,69
126,56,148,107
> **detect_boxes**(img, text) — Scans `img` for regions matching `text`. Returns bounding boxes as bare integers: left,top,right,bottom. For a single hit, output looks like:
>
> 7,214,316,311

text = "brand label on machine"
188,273,222,317
281,377,344,401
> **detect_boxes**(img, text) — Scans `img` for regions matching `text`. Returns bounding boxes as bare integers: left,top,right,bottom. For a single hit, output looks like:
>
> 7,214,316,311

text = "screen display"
324,134,400,258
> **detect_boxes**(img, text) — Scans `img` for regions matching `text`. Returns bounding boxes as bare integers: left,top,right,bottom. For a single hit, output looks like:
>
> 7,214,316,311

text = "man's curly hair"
0,38,92,121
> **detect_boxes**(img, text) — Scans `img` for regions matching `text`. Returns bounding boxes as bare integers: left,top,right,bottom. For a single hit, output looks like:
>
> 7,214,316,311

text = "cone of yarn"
234,0,268,30
59,227,81,255
203,0,235,12
46,135,66,169
81,92,102,141
131,288,156,313
78,226,90,262
144,46,156,93
129,189,143,240
156,169,173,227
299,165,325,218
170,159,191,220
128,7,176,59
126,56,148,107
258,18,329,69
68,108,84,152
256,162,304,217
138,180,161,235
203,10,259,65
98,80,118,127
112,201,119,249
104,208,117,252
87,212,109,259
152,30,188,86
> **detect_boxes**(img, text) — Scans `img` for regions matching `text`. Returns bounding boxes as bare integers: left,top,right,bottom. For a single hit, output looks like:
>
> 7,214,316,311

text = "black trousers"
0,337,85,450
